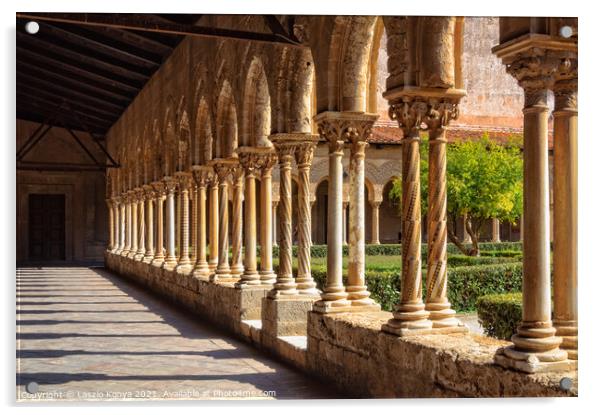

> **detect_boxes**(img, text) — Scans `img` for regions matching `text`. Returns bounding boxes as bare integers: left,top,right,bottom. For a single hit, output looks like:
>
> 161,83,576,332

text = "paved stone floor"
16,266,338,401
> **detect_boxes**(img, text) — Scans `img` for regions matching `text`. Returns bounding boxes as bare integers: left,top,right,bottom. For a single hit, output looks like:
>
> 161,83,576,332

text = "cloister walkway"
16,266,337,401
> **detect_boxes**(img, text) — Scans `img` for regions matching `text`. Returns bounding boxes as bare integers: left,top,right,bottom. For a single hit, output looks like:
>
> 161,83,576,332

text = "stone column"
493,48,572,372
190,183,198,265
134,189,146,261
342,202,348,246
230,165,245,278
272,201,278,247
491,218,501,243
346,117,380,310
111,197,120,253
163,177,178,270
552,73,578,360
295,137,320,295
382,97,432,335
106,199,114,251
235,148,262,287
143,185,155,263
313,112,354,312
207,173,219,273
258,151,278,285
175,172,192,273
192,166,211,279
122,193,132,256
151,181,165,266
423,96,465,330
127,190,138,259
370,201,381,245
269,139,298,297
212,158,238,282
117,197,126,255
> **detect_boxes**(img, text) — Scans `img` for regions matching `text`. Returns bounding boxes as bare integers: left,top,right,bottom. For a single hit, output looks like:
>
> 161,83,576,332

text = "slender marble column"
382,98,432,335
175,172,193,273
269,140,298,297
207,173,219,273
346,117,379,309
163,177,178,269
494,50,571,372
552,75,578,360
123,193,132,256
424,98,463,329
190,184,198,265
230,165,245,278
135,189,146,260
235,148,262,287
111,197,120,253
192,166,211,278
491,218,501,243
143,185,155,263
295,138,320,295
106,199,114,251
258,152,278,285
370,201,381,244
151,181,165,266
272,201,278,247
128,190,139,259
313,113,352,312
342,202,348,246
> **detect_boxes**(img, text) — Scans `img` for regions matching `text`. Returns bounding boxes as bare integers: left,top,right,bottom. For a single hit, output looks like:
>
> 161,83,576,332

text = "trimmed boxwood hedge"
278,261,523,313
266,242,523,259
476,293,522,340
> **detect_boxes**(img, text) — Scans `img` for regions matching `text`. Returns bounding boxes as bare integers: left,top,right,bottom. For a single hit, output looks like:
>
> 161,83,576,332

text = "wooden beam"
17,31,149,83
17,13,305,48
16,43,141,94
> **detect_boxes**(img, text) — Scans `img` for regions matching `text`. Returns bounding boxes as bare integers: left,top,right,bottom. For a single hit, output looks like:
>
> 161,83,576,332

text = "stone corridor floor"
16,266,338,401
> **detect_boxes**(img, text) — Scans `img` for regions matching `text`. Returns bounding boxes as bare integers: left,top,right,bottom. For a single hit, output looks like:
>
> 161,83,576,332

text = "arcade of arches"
22,15,579,397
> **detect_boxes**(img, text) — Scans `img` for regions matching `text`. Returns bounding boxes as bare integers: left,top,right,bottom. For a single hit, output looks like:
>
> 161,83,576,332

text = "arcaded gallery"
16,13,578,399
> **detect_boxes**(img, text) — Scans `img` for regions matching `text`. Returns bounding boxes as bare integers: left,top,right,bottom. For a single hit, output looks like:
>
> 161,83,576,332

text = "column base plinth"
382,303,433,336
235,271,261,289
426,302,464,329
554,320,578,360
162,257,178,271
151,256,165,267
267,287,299,299
175,263,193,275
127,251,137,259
120,250,130,257
258,270,276,285
495,346,575,374
312,298,352,313
134,252,145,261
230,265,244,277
142,254,154,264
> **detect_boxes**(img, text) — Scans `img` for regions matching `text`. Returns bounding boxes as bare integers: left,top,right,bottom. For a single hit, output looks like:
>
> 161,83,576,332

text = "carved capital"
174,171,193,191
151,181,166,197
162,176,178,194
422,97,460,131
553,63,577,112
295,141,317,167
211,158,240,184
191,165,214,188
315,112,378,147
389,98,429,135
236,146,278,177
142,184,155,200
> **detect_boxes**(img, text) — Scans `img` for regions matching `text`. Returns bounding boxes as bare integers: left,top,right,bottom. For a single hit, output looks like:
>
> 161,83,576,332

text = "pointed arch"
242,57,272,147
195,96,213,164
215,80,238,158
177,109,192,171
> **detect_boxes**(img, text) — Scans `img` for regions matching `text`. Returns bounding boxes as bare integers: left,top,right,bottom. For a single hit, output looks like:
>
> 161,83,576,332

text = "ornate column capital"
150,181,166,197
553,57,577,112
370,200,382,209
210,157,240,183
142,184,155,200
237,147,278,176
174,171,193,191
191,165,214,187
315,112,378,149
162,176,178,194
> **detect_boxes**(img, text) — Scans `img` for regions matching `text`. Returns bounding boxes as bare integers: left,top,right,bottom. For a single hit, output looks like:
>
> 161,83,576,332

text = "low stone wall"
105,252,578,398
105,252,269,336
306,311,577,398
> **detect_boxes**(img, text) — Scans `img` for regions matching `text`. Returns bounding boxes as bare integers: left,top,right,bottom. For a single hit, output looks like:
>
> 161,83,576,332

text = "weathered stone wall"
16,119,108,262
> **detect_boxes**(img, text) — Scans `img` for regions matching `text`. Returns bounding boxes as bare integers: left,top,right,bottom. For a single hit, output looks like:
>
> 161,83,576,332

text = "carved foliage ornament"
295,142,317,167
317,118,374,153
389,97,459,133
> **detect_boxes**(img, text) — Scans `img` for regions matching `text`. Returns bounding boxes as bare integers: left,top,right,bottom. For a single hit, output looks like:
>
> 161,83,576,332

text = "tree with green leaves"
389,134,523,256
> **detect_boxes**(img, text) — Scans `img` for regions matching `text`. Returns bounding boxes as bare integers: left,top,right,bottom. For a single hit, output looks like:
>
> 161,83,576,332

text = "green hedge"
280,261,523,313
266,242,523,259
476,293,522,340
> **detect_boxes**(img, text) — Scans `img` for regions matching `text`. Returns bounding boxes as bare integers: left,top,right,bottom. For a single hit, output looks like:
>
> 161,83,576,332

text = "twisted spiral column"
212,159,238,282
269,142,297,297
258,153,277,285
295,139,319,295
230,166,245,278
151,182,165,266
192,166,211,278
